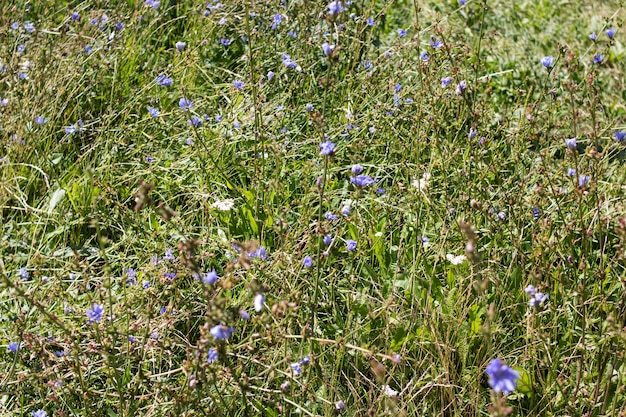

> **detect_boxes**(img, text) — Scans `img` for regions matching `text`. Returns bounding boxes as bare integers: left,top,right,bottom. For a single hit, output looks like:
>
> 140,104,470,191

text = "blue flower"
303,256,313,268
115,22,124,31
207,348,219,363
287,30,298,38
0,98,8,107
290,362,303,375
145,0,161,9
441,77,452,88
578,175,590,187
239,310,250,320
71,12,80,21
281,54,302,71
271,14,283,30
220,38,232,46
366,17,375,26
11,22,19,30
188,116,203,127
532,206,540,219
24,22,35,33
606,28,615,39
210,324,234,340
341,205,351,216
202,270,219,285
126,268,136,285
455,80,467,95
323,235,333,246
142,280,150,289
175,41,186,51
564,137,576,149
350,174,376,187
155,74,173,87
35,116,48,125
459,0,467,4
394,83,402,92
398,28,407,38
325,211,338,220
614,131,626,142
19,267,29,280
267,70,275,81
320,140,336,155
65,120,84,135
32,411,47,417
233,80,245,90
485,359,520,395
346,239,357,252
468,128,477,139
147,106,160,118
420,50,429,61
593,53,604,64
567,168,576,177
179,98,193,110
541,56,554,68
327,1,345,15
17,45,26,53
8,342,20,353
589,32,597,41
85,45,93,54
351,164,363,175
86,303,104,323
322,41,335,56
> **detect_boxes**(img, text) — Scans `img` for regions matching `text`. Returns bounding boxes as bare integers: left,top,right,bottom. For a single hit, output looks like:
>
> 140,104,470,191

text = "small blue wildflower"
254,293,265,312
394,83,402,92
290,362,303,375
593,53,603,64
376,187,386,195
589,32,597,41
142,280,150,289
614,131,626,142
239,310,250,320
459,0,467,4
430,37,443,49
128,335,137,343
398,28,407,38
24,22,35,33
85,45,93,54
323,235,333,246
210,324,234,340
71,12,80,21
578,175,590,187
346,239,357,252
176,41,186,51
145,0,161,9
565,137,577,149
65,121,84,135
147,106,160,118
220,38,232,46
350,174,376,187
541,56,554,68
11,22,19,30
160,306,167,315
86,303,104,323
145,156,154,163
366,17,375,26
233,80,245,90
335,400,346,411
207,348,218,363
179,98,193,110
17,45,26,53
202,270,219,285
126,268,136,285
322,41,335,56
341,205,351,216
485,359,520,395
281,54,301,71
19,267,29,280
90,18,99,25
567,168,576,177
420,50,429,61
325,211,338,220
532,206,540,219
267,70,275,81
0,98,8,107
8,342,20,353
155,74,173,87
287,30,298,38
327,1,345,15
35,116,48,125
163,272,176,280
32,411,47,417
303,256,313,268
468,128,477,139
271,14,283,30
188,116,203,127
320,140,336,155
115,22,124,31
300,355,311,365
455,80,467,95
306,103,314,112
606,28,615,39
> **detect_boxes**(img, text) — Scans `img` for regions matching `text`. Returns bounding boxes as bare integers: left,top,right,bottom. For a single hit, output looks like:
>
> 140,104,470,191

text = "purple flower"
341,205,351,216
85,45,93,54
271,14,283,30
529,292,548,307
606,28,616,39
303,256,313,268
35,116,48,125
564,137,577,149
267,70,275,81
589,32,597,41
430,38,443,49
202,270,219,285
126,268,136,285
17,45,26,53
398,28,407,38
322,41,335,56
290,362,303,375
346,239,357,252
485,359,520,395
233,80,245,90
281,54,301,71
524,284,537,296
147,106,160,118
254,294,265,312
32,411,47,417
207,348,218,363
335,400,346,411
10,22,19,30
179,97,193,110
145,0,161,9
420,50,429,61
351,164,363,175
323,235,333,246
86,303,104,323
1,98,8,107
593,53,604,64
8,342,20,353
239,310,250,320
532,206,540,219
567,168,576,177
578,175,590,187
176,41,186,51
614,131,626,142
468,128,477,139
327,1,345,15
350,175,376,187
24,22,35,33
320,140,336,155
71,12,80,21
455,80,467,95
155,74,173,87
188,116,203,127
220,38,232,46
366,17,375,26
142,280,150,289
210,324,234,340
19,267,29,280
541,56,554,68
115,22,124,31
325,211,338,220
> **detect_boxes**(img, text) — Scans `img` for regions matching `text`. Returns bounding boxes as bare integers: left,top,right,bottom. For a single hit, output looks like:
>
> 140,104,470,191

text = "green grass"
1,0,625,416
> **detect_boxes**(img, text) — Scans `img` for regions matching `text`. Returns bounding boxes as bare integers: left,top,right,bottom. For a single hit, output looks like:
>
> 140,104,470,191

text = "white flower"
412,172,431,191
446,253,467,265
254,293,265,312
382,385,399,397
211,198,234,211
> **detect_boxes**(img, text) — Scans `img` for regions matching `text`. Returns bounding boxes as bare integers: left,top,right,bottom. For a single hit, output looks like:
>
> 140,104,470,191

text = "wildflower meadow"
1,0,626,416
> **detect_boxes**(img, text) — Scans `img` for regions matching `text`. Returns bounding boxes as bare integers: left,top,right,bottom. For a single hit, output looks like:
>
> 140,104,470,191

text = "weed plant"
1,0,625,416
